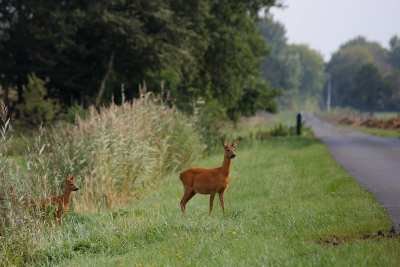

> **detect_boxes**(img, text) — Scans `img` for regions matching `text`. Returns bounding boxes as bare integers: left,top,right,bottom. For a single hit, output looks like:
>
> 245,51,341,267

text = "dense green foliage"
0,0,280,124
15,73,61,126
352,63,392,115
327,36,400,112
258,16,326,112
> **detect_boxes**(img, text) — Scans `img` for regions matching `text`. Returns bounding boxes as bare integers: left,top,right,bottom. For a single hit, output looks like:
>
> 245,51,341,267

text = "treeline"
258,15,400,116
327,36,400,115
258,16,326,112
0,0,280,127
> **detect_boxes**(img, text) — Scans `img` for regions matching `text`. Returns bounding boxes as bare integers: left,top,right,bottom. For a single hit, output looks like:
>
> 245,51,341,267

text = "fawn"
179,139,239,214
30,174,79,226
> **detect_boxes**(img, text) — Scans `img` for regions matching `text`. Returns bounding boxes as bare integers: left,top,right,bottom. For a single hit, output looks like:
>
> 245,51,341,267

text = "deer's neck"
62,188,73,211
221,157,232,177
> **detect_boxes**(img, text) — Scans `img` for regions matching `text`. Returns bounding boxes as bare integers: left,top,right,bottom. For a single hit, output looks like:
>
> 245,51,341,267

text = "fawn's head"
65,174,79,191
223,139,239,159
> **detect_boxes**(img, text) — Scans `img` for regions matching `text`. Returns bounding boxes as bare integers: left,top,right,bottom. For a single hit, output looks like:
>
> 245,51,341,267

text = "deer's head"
223,139,239,159
66,174,79,191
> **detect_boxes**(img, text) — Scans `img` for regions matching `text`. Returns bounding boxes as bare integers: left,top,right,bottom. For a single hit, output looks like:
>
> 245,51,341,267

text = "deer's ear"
66,174,70,180
222,139,227,147
71,174,78,181
232,139,239,148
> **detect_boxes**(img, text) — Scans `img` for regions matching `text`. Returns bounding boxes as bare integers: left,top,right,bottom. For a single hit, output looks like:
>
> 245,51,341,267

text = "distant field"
221,110,298,140
29,137,398,266
317,111,400,139
318,110,399,120
364,112,400,119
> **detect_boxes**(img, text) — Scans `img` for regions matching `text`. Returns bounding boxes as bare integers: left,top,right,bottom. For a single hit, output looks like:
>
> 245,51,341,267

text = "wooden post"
296,113,301,136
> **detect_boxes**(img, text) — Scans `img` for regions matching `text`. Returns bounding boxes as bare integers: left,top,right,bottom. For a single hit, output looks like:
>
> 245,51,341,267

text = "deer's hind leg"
180,187,196,214
209,191,216,215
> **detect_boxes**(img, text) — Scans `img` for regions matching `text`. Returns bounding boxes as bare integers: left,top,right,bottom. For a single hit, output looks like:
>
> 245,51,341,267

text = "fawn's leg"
209,191,216,215
55,203,64,227
219,190,226,214
56,211,63,226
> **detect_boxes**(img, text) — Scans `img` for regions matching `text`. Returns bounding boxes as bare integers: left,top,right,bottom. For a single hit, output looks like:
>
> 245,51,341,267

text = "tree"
165,0,279,121
352,63,392,116
388,35,400,69
327,45,374,108
326,36,399,110
387,35,400,113
258,16,326,111
258,16,292,91
286,44,326,111
1,0,280,124
16,73,61,126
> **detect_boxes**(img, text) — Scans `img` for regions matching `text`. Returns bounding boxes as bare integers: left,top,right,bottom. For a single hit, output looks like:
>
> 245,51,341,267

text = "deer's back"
180,167,228,194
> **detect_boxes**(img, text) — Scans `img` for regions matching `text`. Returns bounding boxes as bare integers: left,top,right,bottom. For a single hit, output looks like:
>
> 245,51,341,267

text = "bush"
60,102,90,124
15,73,61,127
269,123,289,137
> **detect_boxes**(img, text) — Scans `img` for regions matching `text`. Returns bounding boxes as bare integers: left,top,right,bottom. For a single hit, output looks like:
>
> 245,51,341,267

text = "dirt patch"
315,231,400,246
328,115,400,131
315,235,342,245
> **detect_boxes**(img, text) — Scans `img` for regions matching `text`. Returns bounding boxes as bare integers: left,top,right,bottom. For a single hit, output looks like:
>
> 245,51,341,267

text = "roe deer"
179,139,239,214
30,174,79,226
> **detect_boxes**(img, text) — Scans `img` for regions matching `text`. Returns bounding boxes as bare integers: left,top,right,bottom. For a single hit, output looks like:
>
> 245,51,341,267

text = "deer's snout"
74,188,79,191
231,154,236,159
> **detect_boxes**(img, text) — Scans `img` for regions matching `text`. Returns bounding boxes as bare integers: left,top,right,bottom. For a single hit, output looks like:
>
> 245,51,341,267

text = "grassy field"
221,110,298,140
317,111,400,139
28,137,399,266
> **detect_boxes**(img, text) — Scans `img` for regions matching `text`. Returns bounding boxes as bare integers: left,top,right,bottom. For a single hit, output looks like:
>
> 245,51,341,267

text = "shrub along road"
304,113,400,232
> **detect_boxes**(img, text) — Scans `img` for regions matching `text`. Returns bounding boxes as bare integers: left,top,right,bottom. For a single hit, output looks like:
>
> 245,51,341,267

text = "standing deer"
179,139,239,214
30,174,79,226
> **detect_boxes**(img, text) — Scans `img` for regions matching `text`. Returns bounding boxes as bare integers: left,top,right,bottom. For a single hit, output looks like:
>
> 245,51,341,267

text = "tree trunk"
95,50,115,108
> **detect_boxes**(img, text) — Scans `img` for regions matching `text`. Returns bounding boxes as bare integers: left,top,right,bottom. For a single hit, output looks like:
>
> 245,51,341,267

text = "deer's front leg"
219,190,226,214
209,192,216,215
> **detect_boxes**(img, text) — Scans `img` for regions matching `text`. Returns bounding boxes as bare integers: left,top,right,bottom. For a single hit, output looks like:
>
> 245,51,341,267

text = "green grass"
30,137,398,266
8,125,36,156
363,112,400,119
222,110,298,140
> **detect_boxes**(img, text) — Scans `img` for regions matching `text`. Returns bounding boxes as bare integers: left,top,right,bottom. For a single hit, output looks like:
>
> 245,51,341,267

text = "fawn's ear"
231,139,239,148
71,174,78,181
222,139,227,147
66,174,70,181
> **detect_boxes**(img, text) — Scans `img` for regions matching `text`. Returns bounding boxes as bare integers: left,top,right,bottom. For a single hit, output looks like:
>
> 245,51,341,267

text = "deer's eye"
227,149,230,152
70,184,73,186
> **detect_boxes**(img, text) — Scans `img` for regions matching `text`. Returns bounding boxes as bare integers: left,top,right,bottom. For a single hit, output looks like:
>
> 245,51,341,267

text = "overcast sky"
267,0,400,62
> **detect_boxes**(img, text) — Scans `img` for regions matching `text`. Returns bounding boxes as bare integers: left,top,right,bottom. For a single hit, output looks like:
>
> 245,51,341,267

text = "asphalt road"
303,113,400,231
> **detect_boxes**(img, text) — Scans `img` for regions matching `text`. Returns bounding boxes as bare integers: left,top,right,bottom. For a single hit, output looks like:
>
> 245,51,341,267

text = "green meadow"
32,137,399,266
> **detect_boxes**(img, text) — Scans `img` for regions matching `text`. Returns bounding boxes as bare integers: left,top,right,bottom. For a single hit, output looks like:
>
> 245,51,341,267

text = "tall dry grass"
0,104,62,265
50,86,204,211
0,86,204,265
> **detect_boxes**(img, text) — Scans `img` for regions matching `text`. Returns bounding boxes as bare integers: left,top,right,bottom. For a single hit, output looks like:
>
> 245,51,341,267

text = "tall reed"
50,86,204,211
0,104,60,265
